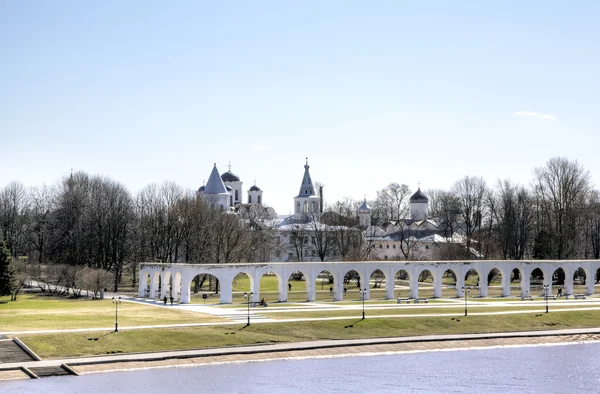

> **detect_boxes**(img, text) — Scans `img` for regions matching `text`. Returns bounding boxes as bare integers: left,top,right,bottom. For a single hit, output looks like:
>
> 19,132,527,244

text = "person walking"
163,295,167,305
170,296,174,306
288,283,292,291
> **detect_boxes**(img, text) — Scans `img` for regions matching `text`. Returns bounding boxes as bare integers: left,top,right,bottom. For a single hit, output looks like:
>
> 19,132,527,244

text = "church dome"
410,188,429,203
249,185,261,192
198,185,205,192
221,171,240,182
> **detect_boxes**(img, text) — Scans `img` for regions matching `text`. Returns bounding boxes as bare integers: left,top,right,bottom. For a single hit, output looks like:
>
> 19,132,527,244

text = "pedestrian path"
124,297,273,323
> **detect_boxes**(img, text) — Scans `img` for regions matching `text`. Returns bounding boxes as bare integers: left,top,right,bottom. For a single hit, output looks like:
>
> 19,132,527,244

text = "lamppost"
543,284,549,313
111,296,122,332
244,292,253,326
360,288,367,320
462,286,470,316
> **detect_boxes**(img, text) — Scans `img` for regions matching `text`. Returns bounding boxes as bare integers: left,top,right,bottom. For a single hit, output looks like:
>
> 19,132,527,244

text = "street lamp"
244,292,253,326
462,286,470,316
543,284,549,313
111,296,122,332
360,288,367,320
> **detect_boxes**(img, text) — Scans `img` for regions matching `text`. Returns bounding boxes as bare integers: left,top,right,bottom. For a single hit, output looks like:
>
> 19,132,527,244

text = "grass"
0,294,224,331
18,309,600,358
263,303,600,319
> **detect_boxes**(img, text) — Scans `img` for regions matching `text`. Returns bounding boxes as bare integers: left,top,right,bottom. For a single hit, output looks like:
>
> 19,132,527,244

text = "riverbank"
3,328,600,381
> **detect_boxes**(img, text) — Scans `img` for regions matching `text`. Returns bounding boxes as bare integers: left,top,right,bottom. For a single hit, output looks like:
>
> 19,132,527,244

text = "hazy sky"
2,1,599,214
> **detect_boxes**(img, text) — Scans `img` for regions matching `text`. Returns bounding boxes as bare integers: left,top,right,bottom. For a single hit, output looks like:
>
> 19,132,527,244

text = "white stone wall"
140,260,600,304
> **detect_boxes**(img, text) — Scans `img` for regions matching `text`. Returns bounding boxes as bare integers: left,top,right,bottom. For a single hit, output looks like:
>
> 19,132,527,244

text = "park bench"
544,295,557,300
572,294,587,300
414,298,428,304
397,298,411,304
520,296,534,301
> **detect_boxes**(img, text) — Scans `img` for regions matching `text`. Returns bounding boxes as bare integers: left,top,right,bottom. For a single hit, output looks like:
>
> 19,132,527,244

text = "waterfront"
3,342,600,393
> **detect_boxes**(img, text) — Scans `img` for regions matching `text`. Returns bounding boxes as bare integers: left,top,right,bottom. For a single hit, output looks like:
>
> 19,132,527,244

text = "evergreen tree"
0,241,16,297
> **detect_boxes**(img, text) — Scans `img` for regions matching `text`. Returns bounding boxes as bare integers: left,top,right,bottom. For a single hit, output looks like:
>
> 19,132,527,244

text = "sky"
1,1,599,215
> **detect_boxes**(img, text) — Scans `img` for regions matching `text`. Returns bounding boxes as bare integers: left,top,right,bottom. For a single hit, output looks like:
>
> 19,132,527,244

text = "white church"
198,159,464,262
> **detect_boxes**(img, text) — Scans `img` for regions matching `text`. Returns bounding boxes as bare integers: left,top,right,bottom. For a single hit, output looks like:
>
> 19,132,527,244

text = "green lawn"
0,294,224,331
18,309,600,358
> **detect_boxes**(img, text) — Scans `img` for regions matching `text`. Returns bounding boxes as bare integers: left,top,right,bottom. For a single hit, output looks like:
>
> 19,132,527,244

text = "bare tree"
495,180,535,260
0,181,30,256
452,176,487,252
533,157,591,259
372,183,411,223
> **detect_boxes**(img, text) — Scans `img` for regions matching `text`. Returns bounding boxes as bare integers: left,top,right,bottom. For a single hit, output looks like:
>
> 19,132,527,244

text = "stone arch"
369,269,386,299
393,269,410,299
232,271,253,303
259,271,281,304
141,272,151,298
442,268,459,298
530,267,545,295
343,269,361,300
317,269,335,301
152,271,161,299
187,272,222,304
552,267,566,286
287,270,307,301
487,267,507,297
573,266,587,287
464,268,480,297
163,271,173,298
173,271,182,302
417,268,435,299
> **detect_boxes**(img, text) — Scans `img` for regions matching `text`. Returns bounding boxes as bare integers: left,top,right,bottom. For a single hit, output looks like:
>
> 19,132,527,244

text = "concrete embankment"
3,328,600,380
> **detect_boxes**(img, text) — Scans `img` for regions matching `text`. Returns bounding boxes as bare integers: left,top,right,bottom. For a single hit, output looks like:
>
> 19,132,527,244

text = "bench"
573,294,587,300
414,298,428,304
544,295,557,300
520,296,534,301
397,298,411,304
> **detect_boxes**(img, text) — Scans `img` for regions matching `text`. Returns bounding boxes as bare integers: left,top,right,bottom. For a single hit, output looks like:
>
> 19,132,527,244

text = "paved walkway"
3,327,600,374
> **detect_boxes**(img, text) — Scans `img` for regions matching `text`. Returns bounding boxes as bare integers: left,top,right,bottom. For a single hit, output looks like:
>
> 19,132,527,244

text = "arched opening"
143,273,151,298
288,270,307,302
369,269,386,299
153,272,161,299
464,269,479,297
163,271,173,300
417,269,434,299
393,269,410,299
442,269,457,298
173,272,182,302
259,272,280,304
189,274,220,304
486,268,502,297
552,267,566,286
530,268,544,296
232,272,252,304
510,268,524,296
343,270,361,300
316,270,334,301
573,267,587,293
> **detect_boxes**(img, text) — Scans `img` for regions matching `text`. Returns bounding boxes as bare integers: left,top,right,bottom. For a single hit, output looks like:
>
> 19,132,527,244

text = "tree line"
0,156,599,297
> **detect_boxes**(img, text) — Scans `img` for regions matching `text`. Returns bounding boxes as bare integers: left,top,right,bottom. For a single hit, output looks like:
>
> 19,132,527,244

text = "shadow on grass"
225,324,251,335
87,331,115,341
344,318,365,329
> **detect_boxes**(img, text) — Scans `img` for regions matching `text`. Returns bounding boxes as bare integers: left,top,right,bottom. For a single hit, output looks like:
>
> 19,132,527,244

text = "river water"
3,342,600,393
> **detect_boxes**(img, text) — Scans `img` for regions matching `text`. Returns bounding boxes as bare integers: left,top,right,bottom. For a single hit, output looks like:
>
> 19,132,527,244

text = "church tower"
294,158,320,214
248,181,263,205
221,162,243,206
201,163,231,211
358,197,372,228
410,186,429,221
